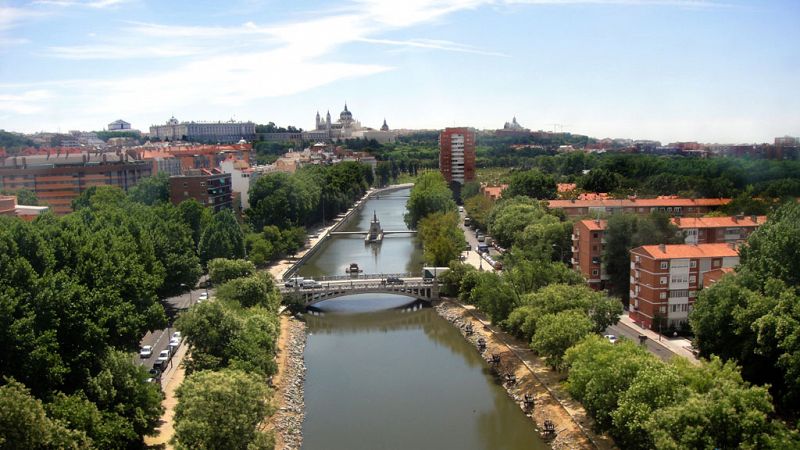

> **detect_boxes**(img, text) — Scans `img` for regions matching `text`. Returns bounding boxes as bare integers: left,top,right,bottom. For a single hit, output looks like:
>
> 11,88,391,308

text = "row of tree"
0,185,217,448
172,258,282,449
404,172,465,266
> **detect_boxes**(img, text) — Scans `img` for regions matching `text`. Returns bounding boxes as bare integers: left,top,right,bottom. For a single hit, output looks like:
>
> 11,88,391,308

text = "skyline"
1,0,799,143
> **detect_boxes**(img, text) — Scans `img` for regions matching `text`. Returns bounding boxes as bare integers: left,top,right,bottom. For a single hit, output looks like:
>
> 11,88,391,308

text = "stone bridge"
279,274,438,307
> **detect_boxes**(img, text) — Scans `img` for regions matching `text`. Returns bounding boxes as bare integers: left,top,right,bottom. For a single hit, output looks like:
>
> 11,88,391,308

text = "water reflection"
302,295,546,450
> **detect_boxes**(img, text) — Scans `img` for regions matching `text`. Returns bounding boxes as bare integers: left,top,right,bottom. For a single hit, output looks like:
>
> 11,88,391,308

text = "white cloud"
32,0,130,9
359,37,509,57
0,90,52,114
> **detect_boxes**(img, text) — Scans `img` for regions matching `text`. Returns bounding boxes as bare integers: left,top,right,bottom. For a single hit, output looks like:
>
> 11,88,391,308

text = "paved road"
136,280,213,376
604,321,675,361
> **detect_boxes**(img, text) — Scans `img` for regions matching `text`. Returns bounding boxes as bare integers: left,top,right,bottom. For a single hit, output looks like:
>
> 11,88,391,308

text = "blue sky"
0,0,798,143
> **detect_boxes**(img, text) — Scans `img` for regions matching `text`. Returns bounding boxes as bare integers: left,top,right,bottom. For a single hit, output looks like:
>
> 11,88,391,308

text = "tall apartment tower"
439,127,476,185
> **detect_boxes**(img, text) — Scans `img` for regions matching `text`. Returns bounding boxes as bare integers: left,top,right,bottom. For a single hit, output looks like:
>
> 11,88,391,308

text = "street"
136,278,213,381
604,321,674,361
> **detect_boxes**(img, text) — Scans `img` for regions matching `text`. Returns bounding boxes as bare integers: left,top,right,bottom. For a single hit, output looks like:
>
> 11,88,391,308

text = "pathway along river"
296,188,548,450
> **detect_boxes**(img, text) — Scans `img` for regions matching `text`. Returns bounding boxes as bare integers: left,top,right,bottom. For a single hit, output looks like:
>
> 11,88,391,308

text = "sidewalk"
617,314,700,364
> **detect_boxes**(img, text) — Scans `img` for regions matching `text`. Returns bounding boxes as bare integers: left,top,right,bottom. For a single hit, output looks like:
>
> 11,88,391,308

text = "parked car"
156,350,170,364
603,334,618,344
383,276,404,285
148,367,161,380
172,331,181,340
477,234,485,242
139,345,153,358
198,292,209,302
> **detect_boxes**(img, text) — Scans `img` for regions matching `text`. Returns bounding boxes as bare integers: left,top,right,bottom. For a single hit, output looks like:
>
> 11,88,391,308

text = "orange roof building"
548,197,730,217
629,243,740,330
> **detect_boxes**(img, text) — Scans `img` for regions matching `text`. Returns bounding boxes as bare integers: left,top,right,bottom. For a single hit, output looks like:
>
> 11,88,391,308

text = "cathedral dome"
340,103,353,121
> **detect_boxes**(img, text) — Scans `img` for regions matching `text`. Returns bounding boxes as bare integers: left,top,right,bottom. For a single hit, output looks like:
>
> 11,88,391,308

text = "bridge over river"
280,273,438,306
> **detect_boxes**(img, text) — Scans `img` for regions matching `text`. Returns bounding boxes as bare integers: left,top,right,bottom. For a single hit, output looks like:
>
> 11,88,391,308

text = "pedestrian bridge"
279,274,439,307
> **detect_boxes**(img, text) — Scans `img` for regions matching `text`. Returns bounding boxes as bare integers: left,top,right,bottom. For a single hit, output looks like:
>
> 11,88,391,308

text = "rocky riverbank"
434,300,616,450
267,315,307,450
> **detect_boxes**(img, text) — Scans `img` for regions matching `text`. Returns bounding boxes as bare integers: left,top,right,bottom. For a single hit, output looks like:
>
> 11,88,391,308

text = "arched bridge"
279,273,439,307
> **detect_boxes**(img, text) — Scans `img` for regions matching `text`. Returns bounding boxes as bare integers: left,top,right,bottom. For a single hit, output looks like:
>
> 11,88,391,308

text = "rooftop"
632,243,740,259
672,215,766,228
548,197,731,209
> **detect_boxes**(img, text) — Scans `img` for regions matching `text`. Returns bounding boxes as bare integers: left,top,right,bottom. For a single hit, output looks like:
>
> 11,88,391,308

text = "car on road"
383,276,404,285
198,292,209,302
169,337,181,349
301,279,322,289
603,334,618,344
458,206,464,213
477,234,485,242
139,345,153,358
284,277,304,288
156,350,170,364
172,331,181,340
148,367,161,381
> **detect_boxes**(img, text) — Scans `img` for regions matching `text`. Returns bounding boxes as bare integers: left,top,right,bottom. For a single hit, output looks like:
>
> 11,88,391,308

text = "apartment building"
439,127,476,185
629,243,740,330
169,170,232,212
673,215,765,244
0,152,152,215
571,219,609,290
0,195,49,220
548,196,730,218
571,215,763,291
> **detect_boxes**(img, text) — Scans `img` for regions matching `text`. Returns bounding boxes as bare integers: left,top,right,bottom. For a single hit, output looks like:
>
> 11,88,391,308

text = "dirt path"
436,300,617,450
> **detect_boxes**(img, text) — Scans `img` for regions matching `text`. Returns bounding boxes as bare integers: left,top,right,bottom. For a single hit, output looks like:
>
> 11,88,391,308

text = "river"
296,188,547,450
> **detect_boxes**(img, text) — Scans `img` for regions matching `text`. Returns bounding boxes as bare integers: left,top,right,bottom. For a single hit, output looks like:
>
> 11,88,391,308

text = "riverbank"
264,314,307,450
434,300,616,450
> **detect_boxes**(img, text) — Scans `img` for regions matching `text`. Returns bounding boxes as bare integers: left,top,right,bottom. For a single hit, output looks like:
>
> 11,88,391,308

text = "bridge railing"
290,272,418,282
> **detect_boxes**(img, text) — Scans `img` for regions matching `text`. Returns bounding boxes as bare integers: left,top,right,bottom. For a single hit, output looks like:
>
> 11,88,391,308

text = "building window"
659,292,667,299
690,260,697,268
689,275,696,284
660,261,668,269
592,269,599,276
183,191,188,197
689,290,697,297
660,306,667,313
593,232,599,238
660,277,667,285
713,260,721,267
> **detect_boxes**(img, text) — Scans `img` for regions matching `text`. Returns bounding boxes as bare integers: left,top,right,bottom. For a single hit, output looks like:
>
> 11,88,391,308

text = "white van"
301,279,322,289
284,277,304,288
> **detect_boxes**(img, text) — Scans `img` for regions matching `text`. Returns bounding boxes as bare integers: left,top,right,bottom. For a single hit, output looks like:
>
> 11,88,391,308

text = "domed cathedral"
304,103,396,143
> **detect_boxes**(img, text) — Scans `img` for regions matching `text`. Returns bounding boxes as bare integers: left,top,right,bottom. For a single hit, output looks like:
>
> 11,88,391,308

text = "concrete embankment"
434,300,617,450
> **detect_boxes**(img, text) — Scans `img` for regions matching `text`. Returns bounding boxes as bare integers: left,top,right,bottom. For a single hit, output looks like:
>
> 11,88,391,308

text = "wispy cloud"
360,37,509,57
0,90,52,114
32,0,130,9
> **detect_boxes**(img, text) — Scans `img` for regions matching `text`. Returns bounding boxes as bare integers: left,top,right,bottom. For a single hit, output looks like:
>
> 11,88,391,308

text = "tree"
248,172,318,229
439,261,476,297
375,161,393,187
417,211,465,267
486,197,550,248
0,188,38,206
580,168,620,193
738,201,800,289
404,172,456,228
199,209,245,265
0,379,89,450
531,310,594,370
208,259,256,285
178,199,212,249
468,272,518,324
216,273,281,312
564,335,657,430
463,194,493,231
127,173,169,205
172,369,273,450
504,169,556,199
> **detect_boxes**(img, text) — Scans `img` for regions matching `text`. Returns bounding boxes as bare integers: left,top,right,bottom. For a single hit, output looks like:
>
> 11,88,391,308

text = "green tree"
178,199,212,249
439,261,476,297
0,379,89,450
487,197,550,248
468,272,518,324
531,310,594,370
375,161,393,187
404,172,456,228
127,173,169,205
463,194,493,231
216,273,281,312
199,209,245,265
172,369,273,450
208,258,256,285
417,211,466,267
0,188,38,205
504,169,556,199
580,168,621,193
248,172,318,229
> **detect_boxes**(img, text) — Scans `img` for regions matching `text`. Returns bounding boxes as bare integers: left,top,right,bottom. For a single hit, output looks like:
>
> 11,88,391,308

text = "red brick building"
439,127,475,185
169,170,232,212
629,243,740,330
571,215,763,291
548,196,730,218
0,152,152,215
571,219,608,290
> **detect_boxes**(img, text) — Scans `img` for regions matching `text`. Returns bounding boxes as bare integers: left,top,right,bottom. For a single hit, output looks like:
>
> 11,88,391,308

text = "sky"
0,0,798,143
